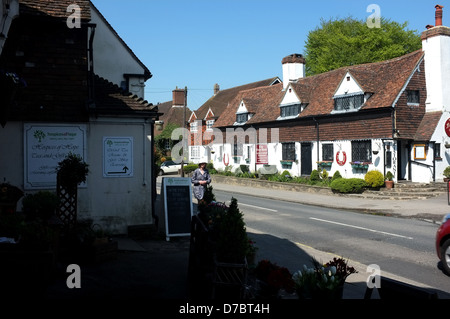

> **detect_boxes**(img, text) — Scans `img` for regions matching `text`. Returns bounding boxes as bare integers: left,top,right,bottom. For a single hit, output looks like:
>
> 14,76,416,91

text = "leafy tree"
304,17,422,76
155,122,180,156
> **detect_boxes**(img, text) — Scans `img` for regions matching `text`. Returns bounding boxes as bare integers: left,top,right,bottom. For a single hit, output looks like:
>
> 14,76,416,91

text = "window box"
245,158,250,164
280,160,294,168
232,156,241,164
317,161,333,168
350,162,371,170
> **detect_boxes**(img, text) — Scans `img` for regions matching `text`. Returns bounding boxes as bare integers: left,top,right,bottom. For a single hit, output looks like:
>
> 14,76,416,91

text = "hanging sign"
336,151,347,166
445,119,450,137
256,144,269,165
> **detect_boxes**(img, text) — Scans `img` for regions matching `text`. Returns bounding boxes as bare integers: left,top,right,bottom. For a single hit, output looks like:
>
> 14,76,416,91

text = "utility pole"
181,87,187,177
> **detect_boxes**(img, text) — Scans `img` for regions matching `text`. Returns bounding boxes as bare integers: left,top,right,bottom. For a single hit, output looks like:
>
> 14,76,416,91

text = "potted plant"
0,182,24,214
254,259,295,299
443,166,450,183
56,152,89,189
385,171,394,189
293,257,357,300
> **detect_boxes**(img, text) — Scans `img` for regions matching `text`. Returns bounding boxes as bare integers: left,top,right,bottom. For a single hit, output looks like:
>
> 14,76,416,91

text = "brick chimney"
172,87,186,107
436,4,444,26
421,4,450,112
282,54,305,89
214,83,220,95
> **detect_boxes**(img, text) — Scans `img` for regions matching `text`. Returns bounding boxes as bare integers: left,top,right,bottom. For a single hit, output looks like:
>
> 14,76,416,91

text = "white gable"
236,100,248,114
280,84,301,105
334,72,364,97
205,108,215,120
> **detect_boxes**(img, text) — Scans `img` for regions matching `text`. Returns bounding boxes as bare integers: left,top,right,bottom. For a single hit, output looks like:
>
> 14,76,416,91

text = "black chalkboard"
162,177,193,239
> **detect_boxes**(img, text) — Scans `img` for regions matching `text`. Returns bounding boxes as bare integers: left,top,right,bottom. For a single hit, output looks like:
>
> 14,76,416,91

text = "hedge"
330,178,367,194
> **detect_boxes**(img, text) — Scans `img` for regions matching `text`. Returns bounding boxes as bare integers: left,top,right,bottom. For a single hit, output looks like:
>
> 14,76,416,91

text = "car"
436,213,450,275
159,160,181,176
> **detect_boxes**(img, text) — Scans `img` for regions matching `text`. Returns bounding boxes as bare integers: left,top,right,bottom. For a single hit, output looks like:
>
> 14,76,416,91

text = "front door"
301,143,312,176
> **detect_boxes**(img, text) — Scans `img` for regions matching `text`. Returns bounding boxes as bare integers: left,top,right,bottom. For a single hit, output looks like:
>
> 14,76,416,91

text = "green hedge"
364,170,384,188
330,178,367,194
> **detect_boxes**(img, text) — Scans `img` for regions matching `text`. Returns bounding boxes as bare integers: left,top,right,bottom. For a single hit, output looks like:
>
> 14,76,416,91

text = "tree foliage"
155,122,180,155
304,17,422,76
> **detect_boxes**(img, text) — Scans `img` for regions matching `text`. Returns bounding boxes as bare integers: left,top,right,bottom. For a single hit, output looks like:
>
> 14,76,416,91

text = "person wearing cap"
191,161,211,202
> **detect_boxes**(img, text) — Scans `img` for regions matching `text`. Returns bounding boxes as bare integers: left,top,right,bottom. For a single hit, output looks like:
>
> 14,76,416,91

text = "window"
190,146,200,159
334,94,364,111
206,120,214,131
190,121,198,132
164,139,171,150
282,142,296,161
322,144,334,161
280,104,300,118
352,141,372,163
435,143,441,159
407,90,420,104
236,113,249,124
233,143,243,156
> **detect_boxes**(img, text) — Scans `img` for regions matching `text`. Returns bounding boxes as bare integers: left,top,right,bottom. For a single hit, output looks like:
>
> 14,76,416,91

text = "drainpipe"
150,120,158,229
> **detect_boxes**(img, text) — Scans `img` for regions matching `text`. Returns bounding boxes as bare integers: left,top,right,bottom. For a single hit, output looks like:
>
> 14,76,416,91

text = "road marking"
239,203,278,212
309,217,414,240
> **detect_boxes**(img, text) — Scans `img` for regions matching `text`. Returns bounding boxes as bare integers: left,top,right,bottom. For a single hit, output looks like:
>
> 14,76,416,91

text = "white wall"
282,63,305,89
430,112,450,181
90,5,147,98
422,28,450,112
83,118,154,234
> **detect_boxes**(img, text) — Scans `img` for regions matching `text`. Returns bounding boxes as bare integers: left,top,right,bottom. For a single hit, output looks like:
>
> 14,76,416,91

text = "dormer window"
190,121,198,132
280,104,300,118
206,120,214,131
334,93,364,111
236,113,249,124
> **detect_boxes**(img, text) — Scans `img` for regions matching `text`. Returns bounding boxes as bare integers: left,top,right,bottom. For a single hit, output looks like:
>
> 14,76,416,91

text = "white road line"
239,203,278,212
309,217,414,240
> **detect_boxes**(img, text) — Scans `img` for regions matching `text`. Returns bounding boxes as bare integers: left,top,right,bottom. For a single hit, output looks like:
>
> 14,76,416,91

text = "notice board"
161,177,193,240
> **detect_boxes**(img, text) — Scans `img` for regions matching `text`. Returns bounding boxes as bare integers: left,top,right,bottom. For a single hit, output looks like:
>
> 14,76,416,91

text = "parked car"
436,213,450,275
159,160,181,176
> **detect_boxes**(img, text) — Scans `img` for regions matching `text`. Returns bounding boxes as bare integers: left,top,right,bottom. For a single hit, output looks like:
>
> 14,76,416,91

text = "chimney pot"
436,4,444,26
214,83,220,95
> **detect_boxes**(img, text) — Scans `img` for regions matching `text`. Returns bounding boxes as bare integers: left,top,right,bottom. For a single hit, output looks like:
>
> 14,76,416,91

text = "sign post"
161,177,193,241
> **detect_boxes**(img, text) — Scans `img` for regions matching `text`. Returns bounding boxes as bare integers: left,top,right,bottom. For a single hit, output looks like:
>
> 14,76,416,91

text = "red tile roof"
93,74,158,117
414,111,442,141
214,50,425,127
19,0,91,20
192,77,280,121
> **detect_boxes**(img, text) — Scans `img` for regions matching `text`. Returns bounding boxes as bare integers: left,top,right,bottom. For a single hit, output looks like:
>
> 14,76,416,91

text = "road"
211,189,450,298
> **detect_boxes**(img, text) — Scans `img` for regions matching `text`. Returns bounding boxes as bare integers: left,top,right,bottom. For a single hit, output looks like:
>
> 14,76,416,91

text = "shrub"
310,170,321,182
330,178,367,194
364,170,384,188
332,171,342,181
385,171,394,181
444,166,450,178
182,164,198,174
319,169,329,180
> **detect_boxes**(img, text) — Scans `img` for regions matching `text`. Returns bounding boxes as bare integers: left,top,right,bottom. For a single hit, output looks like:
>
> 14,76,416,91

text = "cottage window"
352,141,372,163
236,113,249,124
322,144,334,162
233,143,243,156
334,94,364,111
280,104,300,118
190,121,198,132
206,120,214,131
191,146,200,159
282,142,296,161
407,90,420,104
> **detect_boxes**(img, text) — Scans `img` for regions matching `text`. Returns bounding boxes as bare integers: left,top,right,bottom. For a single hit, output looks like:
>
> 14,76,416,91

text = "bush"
182,164,198,174
332,171,342,181
310,170,321,182
319,169,329,180
330,178,367,194
444,166,450,178
364,170,384,188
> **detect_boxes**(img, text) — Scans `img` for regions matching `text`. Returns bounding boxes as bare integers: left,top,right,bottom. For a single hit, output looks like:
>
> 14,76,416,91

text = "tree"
304,17,422,76
154,122,180,157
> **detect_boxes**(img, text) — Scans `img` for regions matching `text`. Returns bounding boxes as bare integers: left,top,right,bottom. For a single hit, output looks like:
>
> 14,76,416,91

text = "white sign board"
24,124,86,189
103,137,133,177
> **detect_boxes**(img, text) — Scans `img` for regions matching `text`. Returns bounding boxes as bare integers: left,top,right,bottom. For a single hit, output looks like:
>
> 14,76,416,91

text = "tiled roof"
92,74,158,117
19,0,91,20
193,77,280,121
215,50,425,127
414,111,442,141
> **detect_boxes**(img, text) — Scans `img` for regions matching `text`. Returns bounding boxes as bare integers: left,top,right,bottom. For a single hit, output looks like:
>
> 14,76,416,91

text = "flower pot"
385,180,394,189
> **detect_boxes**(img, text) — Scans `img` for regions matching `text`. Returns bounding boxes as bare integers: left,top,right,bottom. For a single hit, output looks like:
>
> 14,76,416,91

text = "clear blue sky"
90,0,444,110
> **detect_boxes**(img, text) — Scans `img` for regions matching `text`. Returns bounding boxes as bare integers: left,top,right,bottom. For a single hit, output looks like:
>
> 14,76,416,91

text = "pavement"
40,175,450,305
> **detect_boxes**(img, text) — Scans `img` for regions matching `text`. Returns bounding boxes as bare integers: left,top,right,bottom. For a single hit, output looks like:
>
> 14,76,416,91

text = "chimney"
214,83,220,95
436,4,444,26
282,54,305,89
421,5,450,113
172,87,186,107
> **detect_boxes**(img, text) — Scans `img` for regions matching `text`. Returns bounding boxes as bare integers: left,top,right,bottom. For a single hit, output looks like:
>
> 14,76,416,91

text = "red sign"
445,119,450,137
256,144,268,165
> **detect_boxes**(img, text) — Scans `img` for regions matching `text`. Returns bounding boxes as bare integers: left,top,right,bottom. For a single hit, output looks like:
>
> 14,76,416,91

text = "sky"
90,0,446,110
